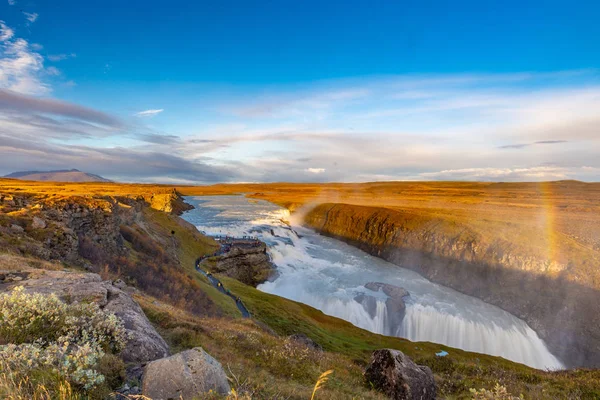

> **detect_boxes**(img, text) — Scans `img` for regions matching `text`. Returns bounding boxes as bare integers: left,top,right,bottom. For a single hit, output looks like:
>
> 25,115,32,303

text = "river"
182,195,563,370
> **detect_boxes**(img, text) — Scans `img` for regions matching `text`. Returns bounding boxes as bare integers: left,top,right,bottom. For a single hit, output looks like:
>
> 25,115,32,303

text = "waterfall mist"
182,195,564,370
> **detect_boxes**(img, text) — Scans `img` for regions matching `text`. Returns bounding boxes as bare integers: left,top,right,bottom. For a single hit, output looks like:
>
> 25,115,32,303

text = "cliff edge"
304,202,600,368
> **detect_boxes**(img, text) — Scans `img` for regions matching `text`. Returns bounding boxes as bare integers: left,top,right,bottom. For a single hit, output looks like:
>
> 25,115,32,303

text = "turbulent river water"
182,195,563,370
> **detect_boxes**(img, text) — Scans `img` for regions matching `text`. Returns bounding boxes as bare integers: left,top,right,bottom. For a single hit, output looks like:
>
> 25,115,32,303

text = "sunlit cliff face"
183,195,564,369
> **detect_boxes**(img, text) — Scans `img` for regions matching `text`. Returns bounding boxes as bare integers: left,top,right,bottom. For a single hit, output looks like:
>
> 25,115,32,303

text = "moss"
217,275,600,399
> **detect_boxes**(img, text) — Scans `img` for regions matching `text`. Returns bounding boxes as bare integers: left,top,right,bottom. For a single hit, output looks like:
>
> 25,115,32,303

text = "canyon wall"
304,203,600,368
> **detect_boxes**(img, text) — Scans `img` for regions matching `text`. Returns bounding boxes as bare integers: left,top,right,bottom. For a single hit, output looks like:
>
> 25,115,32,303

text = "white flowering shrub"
0,286,128,390
470,383,524,400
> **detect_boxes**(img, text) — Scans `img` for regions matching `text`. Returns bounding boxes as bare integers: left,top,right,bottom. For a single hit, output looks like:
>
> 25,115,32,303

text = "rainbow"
538,181,558,272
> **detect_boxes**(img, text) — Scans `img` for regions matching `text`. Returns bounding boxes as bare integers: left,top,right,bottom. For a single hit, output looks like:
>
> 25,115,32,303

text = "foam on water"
182,195,564,370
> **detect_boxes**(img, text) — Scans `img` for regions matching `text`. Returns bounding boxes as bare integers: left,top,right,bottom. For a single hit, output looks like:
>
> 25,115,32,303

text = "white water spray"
182,195,564,370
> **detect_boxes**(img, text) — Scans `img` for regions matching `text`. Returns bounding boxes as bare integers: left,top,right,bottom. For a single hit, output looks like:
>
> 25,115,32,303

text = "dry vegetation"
2,178,600,398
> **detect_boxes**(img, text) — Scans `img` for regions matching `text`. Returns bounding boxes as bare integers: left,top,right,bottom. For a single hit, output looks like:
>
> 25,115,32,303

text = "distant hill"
4,169,112,183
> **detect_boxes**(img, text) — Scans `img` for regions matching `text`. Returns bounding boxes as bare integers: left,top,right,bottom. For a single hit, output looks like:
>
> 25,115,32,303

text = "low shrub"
0,287,128,394
470,383,524,400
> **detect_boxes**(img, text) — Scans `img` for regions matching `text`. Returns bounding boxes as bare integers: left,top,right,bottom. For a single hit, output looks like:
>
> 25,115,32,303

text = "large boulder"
365,349,436,400
32,216,47,229
142,347,231,399
288,333,324,352
6,269,169,363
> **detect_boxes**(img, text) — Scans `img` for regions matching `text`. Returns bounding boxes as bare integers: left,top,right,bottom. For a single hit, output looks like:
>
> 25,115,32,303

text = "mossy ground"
184,275,600,399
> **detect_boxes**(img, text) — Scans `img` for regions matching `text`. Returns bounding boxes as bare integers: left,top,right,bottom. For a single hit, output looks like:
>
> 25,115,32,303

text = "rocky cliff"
146,191,194,216
0,190,221,317
304,203,600,368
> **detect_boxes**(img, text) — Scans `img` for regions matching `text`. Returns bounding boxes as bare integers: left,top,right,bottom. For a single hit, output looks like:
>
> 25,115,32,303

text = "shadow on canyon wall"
306,203,600,369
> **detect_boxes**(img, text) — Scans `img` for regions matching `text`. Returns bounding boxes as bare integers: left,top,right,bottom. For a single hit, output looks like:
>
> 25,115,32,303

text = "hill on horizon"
4,169,112,183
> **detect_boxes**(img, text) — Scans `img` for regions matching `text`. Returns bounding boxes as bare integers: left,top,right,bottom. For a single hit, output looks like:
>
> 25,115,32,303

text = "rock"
289,333,323,352
103,284,170,363
355,283,410,336
113,278,127,289
142,348,230,399
365,349,436,400
10,224,24,233
7,269,169,363
209,243,276,286
148,192,194,215
32,216,47,229
365,282,410,300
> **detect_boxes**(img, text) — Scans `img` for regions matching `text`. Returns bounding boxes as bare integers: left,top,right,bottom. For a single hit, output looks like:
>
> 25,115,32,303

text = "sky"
0,0,599,183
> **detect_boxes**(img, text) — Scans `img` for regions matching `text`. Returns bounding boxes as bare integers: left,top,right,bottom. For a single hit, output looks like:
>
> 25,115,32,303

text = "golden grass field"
3,178,599,281
2,178,600,397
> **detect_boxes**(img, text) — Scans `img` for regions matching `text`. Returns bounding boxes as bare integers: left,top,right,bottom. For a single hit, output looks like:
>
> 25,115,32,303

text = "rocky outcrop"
142,347,231,399
355,283,409,336
288,333,324,352
365,282,409,300
365,349,436,400
147,191,194,215
304,203,600,368
209,243,277,286
3,269,169,363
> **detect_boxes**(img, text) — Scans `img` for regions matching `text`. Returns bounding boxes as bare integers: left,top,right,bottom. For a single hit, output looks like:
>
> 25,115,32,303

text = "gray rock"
355,283,410,336
142,347,230,400
365,282,410,299
10,224,24,233
32,216,47,229
113,278,127,289
289,333,323,352
365,349,436,400
8,269,169,363
103,284,169,363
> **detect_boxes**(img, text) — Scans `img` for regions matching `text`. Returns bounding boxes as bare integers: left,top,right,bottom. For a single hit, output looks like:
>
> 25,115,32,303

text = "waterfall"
182,195,565,370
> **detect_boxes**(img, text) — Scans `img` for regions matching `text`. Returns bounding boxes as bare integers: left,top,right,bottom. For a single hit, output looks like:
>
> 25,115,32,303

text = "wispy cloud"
0,21,48,94
498,140,568,150
536,140,568,145
415,166,597,182
135,109,164,117
1,58,599,182
22,12,38,23
0,89,124,130
47,53,76,62
7,0,15,6
46,66,60,76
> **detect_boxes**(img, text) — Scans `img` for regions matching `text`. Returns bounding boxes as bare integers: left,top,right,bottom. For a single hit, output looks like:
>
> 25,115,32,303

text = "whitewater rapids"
182,195,563,370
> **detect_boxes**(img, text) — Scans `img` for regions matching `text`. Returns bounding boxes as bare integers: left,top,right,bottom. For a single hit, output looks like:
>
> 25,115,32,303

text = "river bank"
182,195,563,370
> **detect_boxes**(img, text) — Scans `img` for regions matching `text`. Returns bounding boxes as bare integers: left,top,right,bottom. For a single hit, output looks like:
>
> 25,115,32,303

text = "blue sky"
0,0,599,182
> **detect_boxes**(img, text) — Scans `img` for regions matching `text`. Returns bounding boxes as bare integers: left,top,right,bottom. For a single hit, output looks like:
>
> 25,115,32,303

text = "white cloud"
417,167,573,181
0,21,48,95
30,43,43,51
0,21,14,41
47,53,76,62
46,66,60,76
306,168,325,174
134,109,164,117
23,12,38,23
7,0,15,5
